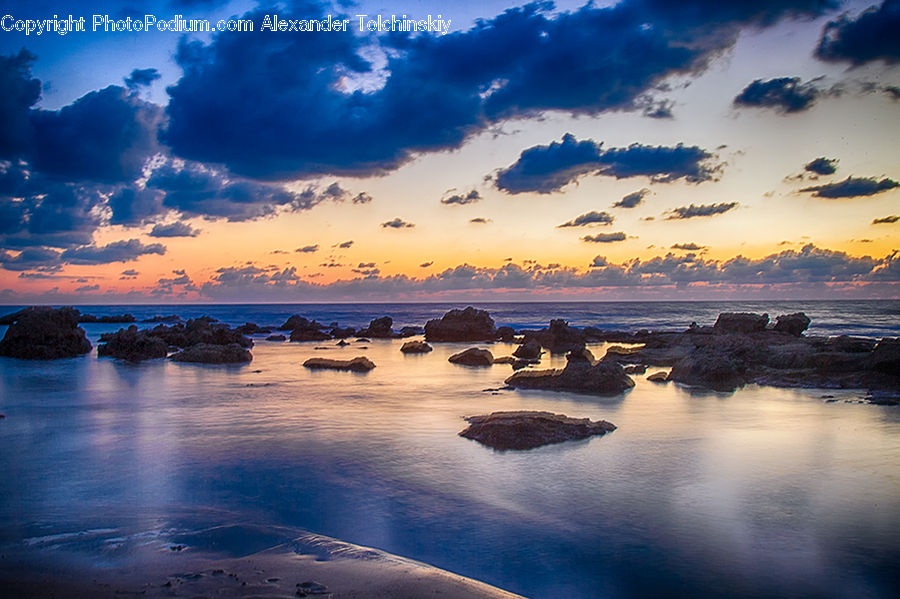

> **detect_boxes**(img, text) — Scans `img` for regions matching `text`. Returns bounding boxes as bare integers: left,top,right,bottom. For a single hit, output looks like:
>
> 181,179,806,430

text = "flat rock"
0,306,92,360
459,411,616,450
169,343,252,364
400,340,433,354
646,371,669,383
448,348,494,366
303,356,376,372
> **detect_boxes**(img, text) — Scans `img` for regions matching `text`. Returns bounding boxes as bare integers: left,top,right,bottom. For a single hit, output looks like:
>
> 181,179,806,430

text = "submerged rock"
448,347,494,366
424,306,497,342
169,343,252,364
0,306,92,360
98,326,168,362
459,411,616,450
400,340,432,354
303,356,376,372
505,349,634,395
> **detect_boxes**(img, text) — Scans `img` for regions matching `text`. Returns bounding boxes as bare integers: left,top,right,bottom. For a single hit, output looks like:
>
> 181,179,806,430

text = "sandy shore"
0,530,524,598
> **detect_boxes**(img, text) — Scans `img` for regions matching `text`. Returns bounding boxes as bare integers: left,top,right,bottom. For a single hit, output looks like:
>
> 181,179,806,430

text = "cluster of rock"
0,307,136,326
597,312,899,393
0,306,92,360
98,317,253,363
278,314,421,341
505,348,635,395
459,411,617,450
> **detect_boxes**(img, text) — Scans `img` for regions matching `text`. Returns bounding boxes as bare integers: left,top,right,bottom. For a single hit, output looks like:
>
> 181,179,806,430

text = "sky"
0,0,898,304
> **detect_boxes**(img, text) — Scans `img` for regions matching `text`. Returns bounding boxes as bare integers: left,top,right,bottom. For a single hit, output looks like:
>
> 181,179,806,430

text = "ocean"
1,300,899,598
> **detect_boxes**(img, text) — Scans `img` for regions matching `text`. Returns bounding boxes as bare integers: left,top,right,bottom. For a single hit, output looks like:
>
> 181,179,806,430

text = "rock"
459,411,616,450
493,356,517,364
336,339,350,346
356,338,371,343
149,318,254,349
290,328,331,342
513,339,542,360
235,322,271,335
0,308,26,325
400,340,432,353
279,315,331,340
624,364,647,375
329,326,356,339
78,313,136,324
713,312,769,334
496,326,516,342
358,316,395,338
266,334,287,341
303,356,376,372
505,351,634,395
141,314,182,323
825,335,876,353
0,306,92,360
668,348,746,392
448,347,494,366
296,580,330,596
98,326,168,362
646,371,669,383
169,343,252,364
773,312,811,336
424,306,496,342
524,319,587,354
866,338,900,375
399,326,423,337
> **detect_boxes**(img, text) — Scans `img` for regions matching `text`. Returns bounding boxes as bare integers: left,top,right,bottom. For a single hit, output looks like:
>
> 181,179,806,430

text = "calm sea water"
1,301,899,598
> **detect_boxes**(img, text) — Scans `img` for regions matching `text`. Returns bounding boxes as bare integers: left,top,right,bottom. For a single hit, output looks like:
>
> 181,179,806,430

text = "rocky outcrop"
424,307,496,342
496,326,516,342
459,411,616,450
505,349,635,395
98,326,168,362
399,326,423,338
714,312,769,334
668,349,746,392
400,340,432,354
448,348,494,366
523,320,586,354
512,339,542,360
303,356,376,372
358,316,395,338
141,314,182,323
773,312,811,336
170,343,252,364
149,318,253,349
0,306,92,360
78,313,136,324
235,322,271,335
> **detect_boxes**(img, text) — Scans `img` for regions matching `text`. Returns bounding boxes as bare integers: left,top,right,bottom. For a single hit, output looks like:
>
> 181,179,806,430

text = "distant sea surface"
1,300,899,598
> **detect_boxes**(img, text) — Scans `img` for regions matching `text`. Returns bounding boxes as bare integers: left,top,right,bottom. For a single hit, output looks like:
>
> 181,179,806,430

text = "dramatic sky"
0,0,898,303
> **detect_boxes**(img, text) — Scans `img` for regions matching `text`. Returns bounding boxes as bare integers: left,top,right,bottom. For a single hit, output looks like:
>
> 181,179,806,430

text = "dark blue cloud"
124,68,161,90
804,157,838,175
800,176,899,198
0,49,41,159
163,0,833,179
665,202,738,219
816,0,900,64
558,211,614,228
733,77,820,113
59,239,166,264
149,222,201,237
0,247,62,271
496,134,718,194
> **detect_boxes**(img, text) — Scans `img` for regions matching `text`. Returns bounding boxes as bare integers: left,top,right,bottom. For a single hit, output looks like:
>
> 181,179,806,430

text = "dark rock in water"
0,308,27,325
358,316,395,338
290,328,331,342
169,343,252,364
399,326,423,338
329,326,357,339
303,356,375,372
513,339,542,360
141,314,182,323
279,314,316,331
524,319,587,354
512,359,534,370
149,318,253,349
425,306,496,342
0,306,92,360
98,326,168,362
866,338,900,375
496,326,516,342
773,312,811,337
825,335,876,353
448,347,494,366
356,338,371,343
296,580,330,596
336,339,350,347
400,340,432,354
78,313,136,324
459,411,616,450
647,371,669,383
669,348,746,392
624,364,647,375
492,356,517,364
506,351,634,395
235,322,271,335
865,390,900,406
266,334,287,341
714,312,769,334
